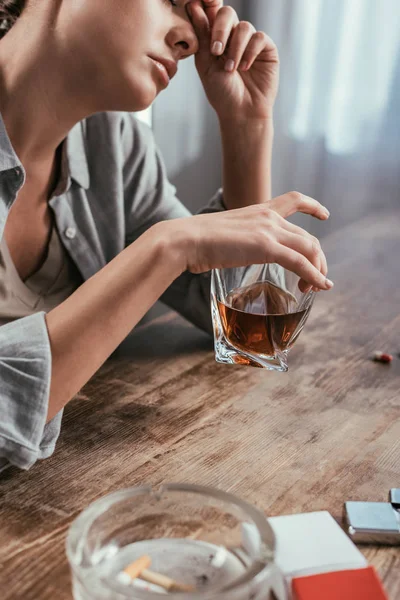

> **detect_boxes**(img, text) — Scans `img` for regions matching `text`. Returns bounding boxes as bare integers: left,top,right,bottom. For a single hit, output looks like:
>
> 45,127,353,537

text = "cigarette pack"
292,566,388,600
268,511,367,578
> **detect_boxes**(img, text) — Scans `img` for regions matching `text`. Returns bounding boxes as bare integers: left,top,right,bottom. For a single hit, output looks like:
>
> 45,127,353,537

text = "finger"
279,220,328,276
271,243,334,291
239,31,277,72
187,1,211,52
279,230,326,293
210,6,239,56
270,191,330,221
279,230,325,277
201,0,224,27
279,230,324,293
278,215,328,293
223,21,256,72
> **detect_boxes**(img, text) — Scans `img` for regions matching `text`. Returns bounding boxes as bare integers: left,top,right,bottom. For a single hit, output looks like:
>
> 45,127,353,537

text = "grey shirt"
0,223,83,325
0,111,225,472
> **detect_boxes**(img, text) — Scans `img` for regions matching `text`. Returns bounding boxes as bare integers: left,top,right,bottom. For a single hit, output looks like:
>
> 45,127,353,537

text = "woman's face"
66,0,198,111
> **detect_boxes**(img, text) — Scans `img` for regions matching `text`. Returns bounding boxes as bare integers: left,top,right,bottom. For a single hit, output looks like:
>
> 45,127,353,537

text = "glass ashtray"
66,483,287,600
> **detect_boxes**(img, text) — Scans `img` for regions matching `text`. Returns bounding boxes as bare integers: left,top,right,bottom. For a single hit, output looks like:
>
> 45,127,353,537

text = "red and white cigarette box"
267,511,388,600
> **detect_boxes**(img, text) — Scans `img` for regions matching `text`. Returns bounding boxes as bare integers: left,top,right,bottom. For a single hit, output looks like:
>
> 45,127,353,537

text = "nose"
166,18,199,59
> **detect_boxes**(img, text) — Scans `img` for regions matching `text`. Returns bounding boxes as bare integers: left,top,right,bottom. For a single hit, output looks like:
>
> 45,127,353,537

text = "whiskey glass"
211,264,315,372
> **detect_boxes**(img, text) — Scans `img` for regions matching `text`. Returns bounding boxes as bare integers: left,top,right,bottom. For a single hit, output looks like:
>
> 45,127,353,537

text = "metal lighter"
343,489,400,545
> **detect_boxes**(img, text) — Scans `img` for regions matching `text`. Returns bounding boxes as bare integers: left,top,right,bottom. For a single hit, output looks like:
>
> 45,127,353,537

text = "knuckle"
310,243,320,259
237,20,254,31
261,206,276,222
263,225,275,239
310,236,321,253
253,31,267,41
260,215,274,233
288,190,303,205
220,6,236,17
295,254,308,271
311,235,321,246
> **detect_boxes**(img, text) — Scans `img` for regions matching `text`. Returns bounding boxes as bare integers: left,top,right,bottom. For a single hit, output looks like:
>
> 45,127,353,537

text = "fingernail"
239,61,249,71
225,59,235,72
325,278,334,289
212,41,223,55
323,208,330,218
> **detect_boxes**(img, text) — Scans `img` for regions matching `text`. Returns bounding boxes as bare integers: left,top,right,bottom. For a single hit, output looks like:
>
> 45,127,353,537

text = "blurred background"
142,0,400,320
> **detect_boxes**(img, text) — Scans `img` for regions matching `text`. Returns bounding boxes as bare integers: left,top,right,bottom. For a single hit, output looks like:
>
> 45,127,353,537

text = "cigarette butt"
123,555,152,580
141,568,195,593
116,572,132,586
211,547,227,568
117,571,168,593
133,578,168,594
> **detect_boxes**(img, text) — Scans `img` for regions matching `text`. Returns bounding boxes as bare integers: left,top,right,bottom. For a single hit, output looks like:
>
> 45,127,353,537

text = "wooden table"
1,211,400,599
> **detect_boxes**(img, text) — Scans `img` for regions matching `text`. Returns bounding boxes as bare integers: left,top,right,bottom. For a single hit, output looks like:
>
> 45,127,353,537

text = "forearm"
219,117,274,209
45,223,183,420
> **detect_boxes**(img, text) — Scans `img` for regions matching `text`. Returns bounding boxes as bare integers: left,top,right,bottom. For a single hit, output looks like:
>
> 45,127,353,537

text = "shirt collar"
0,112,90,190
66,120,90,190
0,112,21,172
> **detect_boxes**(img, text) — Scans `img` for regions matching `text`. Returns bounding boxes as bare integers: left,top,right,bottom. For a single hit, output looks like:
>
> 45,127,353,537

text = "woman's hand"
187,0,279,121
163,191,332,292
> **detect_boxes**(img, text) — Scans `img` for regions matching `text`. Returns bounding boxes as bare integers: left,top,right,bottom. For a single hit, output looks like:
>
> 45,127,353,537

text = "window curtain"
242,0,400,237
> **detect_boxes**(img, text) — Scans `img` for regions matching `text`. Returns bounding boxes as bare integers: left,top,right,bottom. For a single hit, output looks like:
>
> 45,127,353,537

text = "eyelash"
167,0,178,6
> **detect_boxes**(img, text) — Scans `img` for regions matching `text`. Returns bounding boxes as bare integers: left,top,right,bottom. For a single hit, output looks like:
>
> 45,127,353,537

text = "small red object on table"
373,351,393,363
292,566,388,600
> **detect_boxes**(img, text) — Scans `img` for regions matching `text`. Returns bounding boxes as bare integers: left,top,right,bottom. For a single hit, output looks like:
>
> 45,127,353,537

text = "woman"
0,0,332,472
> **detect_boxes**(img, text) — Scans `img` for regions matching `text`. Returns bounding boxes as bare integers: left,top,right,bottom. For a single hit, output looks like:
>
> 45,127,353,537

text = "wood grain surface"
0,210,399,599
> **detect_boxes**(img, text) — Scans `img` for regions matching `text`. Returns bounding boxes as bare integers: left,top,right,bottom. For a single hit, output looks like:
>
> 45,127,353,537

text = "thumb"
269,192,330,221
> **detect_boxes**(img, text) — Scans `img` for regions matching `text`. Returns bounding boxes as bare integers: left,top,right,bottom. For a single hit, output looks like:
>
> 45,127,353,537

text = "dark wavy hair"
0,0,26,39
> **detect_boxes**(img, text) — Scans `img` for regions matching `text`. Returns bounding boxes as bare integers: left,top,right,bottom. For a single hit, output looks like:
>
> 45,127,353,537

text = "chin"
101,70,158,113
133,93,156,111
113,69,158,112
135,76,159,103
106,88,155,113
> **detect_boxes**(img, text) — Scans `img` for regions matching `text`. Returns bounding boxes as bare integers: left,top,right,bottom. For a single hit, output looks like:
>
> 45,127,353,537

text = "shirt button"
65,227,76,240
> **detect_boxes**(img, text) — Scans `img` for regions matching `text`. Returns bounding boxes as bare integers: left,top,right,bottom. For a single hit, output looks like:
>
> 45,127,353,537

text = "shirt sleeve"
0,312,62,473
122,114,226,335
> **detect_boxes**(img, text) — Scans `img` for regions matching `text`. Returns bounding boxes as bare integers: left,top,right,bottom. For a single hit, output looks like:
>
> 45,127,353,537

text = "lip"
149,56,178,86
